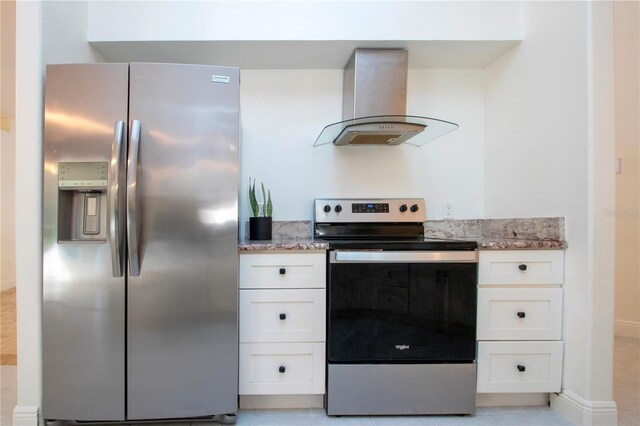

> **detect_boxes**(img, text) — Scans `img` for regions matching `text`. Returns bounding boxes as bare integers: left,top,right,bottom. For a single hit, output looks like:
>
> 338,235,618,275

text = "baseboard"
239,395,324,409
12,406,39,426
615,319,640,339
551,390,617,425
476,393,549,407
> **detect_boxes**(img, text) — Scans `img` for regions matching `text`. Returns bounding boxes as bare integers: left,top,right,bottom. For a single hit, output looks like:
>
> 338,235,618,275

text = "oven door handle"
331,250,478,263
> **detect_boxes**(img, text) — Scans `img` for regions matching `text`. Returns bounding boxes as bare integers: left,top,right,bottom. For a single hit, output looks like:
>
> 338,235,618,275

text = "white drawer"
477,288,562,341
477,341,563,393
239,253,326,289
239,342,325,395
239,289,326,343
479,250,564,286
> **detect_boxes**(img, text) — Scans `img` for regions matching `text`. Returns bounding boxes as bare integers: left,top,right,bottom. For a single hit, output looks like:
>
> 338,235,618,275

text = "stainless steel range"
315,198,478,416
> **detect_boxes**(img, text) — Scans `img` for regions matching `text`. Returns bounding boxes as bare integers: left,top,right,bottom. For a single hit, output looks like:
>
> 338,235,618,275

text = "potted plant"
248,178,273,240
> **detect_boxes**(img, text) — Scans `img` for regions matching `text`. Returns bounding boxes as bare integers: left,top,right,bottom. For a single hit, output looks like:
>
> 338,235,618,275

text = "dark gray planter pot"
249,217,272,240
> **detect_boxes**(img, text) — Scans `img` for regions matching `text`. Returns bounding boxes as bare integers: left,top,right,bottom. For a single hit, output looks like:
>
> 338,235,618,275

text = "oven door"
328,250,478,364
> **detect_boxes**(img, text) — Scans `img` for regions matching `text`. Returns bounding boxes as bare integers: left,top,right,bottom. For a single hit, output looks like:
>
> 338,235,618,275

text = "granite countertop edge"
238,238,567,251
476,239,568,250
238,238,329,251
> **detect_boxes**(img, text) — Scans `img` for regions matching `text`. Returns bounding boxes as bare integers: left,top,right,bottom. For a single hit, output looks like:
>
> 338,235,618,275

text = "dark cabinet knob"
279,366,286,373
517,311,526,319
399,204,408,212
518,264,528,271
279,268,286,275
410,204,419,212
517,365,526,372
335,204,342,213
279,313,286,320
323,205,331,213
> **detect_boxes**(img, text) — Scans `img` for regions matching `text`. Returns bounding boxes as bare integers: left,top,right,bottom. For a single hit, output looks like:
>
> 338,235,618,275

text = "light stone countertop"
238,238,328,251
238,238,566,251
238,218,567,251
475,239,567,250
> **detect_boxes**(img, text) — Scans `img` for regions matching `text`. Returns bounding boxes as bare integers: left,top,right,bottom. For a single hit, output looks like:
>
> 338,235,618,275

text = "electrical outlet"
443,202,455,219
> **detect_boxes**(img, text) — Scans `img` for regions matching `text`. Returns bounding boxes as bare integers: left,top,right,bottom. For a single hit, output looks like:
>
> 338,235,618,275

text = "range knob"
410,204,419,212
323,205,331,213
399,204,408,212
335,204,342,213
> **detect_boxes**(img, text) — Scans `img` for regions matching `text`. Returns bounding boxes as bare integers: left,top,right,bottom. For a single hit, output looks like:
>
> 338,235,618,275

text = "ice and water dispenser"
57,162,109,242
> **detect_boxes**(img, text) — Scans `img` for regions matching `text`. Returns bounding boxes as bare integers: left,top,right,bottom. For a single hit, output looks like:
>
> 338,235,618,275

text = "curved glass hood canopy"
313,115,459,147
314,49,459,147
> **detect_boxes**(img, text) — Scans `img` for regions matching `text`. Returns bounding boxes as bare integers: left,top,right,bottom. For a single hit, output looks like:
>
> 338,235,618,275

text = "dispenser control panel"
58,162,108,189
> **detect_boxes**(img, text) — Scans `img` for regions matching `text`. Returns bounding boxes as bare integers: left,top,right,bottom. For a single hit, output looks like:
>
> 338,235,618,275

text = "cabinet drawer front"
479,250,564,286
239,289,326,343
477,341,563,393
239,342,325,395
240,253,326,289
477,288,562,340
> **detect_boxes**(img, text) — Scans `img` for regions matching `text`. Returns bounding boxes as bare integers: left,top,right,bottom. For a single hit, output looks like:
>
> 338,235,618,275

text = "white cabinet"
479,250,564,286
477,341,563,393
239,289,326,343
240,252,326,289
239,252,326,396
239,342,325,395
477,250,564,394
477,288,563,341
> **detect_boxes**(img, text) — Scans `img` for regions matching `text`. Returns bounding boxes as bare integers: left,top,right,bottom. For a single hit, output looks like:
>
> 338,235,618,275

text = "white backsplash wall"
239,68,484,238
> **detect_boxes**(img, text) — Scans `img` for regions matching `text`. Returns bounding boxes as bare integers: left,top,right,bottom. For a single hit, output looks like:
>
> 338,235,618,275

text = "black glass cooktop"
314,222,478,251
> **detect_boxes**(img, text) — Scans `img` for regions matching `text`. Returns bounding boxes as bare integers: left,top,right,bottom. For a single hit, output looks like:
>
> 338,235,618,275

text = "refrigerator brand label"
212,75,230,84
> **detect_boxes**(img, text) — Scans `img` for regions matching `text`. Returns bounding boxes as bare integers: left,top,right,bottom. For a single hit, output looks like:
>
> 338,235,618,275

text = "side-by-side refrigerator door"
42,64,128,421
126,63,240,420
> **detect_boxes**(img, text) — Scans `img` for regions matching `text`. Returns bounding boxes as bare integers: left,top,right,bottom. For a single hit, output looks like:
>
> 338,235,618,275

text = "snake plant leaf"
266,190,273,217
261,182,267,217
249,177,259,217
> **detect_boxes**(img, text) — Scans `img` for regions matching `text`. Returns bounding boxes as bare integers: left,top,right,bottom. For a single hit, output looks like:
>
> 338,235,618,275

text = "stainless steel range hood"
314,49,458,147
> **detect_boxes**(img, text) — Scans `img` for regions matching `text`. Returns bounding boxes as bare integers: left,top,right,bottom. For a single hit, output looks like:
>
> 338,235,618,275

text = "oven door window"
328,261,477,364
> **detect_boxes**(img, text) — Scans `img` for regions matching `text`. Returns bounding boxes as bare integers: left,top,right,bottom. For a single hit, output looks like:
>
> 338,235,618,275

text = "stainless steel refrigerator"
42,63,240,423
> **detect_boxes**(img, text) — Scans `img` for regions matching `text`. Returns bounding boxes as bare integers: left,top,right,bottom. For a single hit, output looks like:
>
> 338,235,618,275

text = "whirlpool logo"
395,345,410,350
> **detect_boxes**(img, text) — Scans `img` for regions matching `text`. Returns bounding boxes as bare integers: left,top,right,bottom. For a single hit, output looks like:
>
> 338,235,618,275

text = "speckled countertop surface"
238,238,328,251
238,218,567,251
238,237,566,251
475,239,567,250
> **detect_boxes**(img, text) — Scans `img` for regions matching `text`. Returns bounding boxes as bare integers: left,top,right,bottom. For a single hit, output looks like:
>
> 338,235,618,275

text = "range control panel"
315,198,426,223
352,203,390,213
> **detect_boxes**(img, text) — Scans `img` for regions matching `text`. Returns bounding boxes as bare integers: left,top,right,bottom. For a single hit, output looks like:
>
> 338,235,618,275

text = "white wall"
613,1,640,339
484,1,616,423
239,68,484,236
1,0,16,291
14,1,43,424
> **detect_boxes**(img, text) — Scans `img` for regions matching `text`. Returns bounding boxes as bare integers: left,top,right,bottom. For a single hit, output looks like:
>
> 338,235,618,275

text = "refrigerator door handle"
127,119,141,277
109,120,125,277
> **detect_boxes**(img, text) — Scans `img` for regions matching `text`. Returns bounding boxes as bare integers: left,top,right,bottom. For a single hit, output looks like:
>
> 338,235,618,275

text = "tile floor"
204,406,575,426
0,336,637,425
